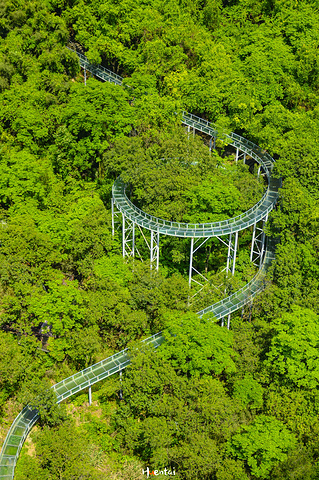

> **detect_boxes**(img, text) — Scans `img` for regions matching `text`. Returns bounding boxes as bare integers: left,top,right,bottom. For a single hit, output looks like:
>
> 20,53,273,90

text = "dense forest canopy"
109,129,264,222
0,0,319,478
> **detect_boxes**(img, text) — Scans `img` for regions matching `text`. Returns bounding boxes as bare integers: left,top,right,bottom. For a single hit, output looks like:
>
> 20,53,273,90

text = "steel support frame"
119,370,123,400
150,229,160,270
235,148,246,165
188,237,210,289
221,232,238,329
226,231,239,275
122,214,135,258
188,236,220,306
221,313,231,329
188,233,239,308
209,136,216,152
111,198,122,236
121,217,160,271
188,233,239,289
187,125,196,138
250,214,268,268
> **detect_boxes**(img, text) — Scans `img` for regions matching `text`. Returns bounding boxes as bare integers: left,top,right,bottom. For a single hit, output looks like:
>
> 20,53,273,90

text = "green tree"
113,346,242,479
228,415,297,478
51,79,135,179
160,311,236,377
15,420,104,480
265,306,319,389
0,331,25,405
18,378,66,427
66,325,101,369
232,374,263,410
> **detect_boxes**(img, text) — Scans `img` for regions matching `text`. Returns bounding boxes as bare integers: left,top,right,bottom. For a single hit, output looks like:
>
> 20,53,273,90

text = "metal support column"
226,231,238,275
189,238,194,287
84,67,87,86
122,215,135,259
209,137,216,152
250,214,268,268
88,386,92,405
221,313,231,328
250,222,256,262
112,198,115,236
232,232,238,275
150,229,160,270
132,222,135,257
235,149,247,165
111,198,121,236
188,236,225,306
189,237,210,288
122,215,125,258
119,370,123,400
259,226,266,269
221,231,238,330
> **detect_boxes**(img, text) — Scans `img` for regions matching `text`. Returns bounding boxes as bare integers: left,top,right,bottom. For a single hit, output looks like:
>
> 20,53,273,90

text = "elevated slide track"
0,50,280,479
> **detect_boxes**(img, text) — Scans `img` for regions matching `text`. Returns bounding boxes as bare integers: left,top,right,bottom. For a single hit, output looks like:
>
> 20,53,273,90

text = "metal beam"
111,198,121,236
122,215,135,259
250,214,268,268
226,232,238,275
88,386,92,405
150,229,160,270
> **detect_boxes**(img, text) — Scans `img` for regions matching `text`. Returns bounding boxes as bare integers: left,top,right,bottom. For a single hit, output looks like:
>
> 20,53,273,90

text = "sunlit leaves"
160,311,236,377
265,306,319,389
228,415,296,478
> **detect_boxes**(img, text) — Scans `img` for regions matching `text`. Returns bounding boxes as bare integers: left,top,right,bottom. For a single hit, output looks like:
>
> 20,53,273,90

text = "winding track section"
113,114,280,238
0,50,280,479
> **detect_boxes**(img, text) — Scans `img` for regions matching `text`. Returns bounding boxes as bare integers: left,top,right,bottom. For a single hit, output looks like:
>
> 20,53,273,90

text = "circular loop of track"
112,113,280,238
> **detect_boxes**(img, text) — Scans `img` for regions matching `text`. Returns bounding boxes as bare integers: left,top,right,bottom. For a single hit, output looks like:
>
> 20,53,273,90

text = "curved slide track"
0,50,280,479
113,113,281,238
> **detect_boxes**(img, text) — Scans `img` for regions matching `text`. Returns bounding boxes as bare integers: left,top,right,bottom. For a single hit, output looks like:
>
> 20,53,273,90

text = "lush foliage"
0,0,319,478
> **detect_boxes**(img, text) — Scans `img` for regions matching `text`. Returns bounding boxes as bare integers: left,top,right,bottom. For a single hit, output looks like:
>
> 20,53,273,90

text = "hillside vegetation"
0,0,319,479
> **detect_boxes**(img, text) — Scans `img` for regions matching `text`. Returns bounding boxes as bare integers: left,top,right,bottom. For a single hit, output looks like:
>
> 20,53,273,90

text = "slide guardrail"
112,175,280,237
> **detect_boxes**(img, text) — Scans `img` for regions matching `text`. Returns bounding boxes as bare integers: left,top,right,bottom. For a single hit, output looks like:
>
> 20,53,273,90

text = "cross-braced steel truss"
188,233,238,289
133,224,160,270
150,230,160,270
250,214,268,268
188,233,239,307
111,198,122,236
235,147,246,164
122,214,135,258
188,237,210,289
115,207,160,270
226,232,239,275
209,136,216,152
